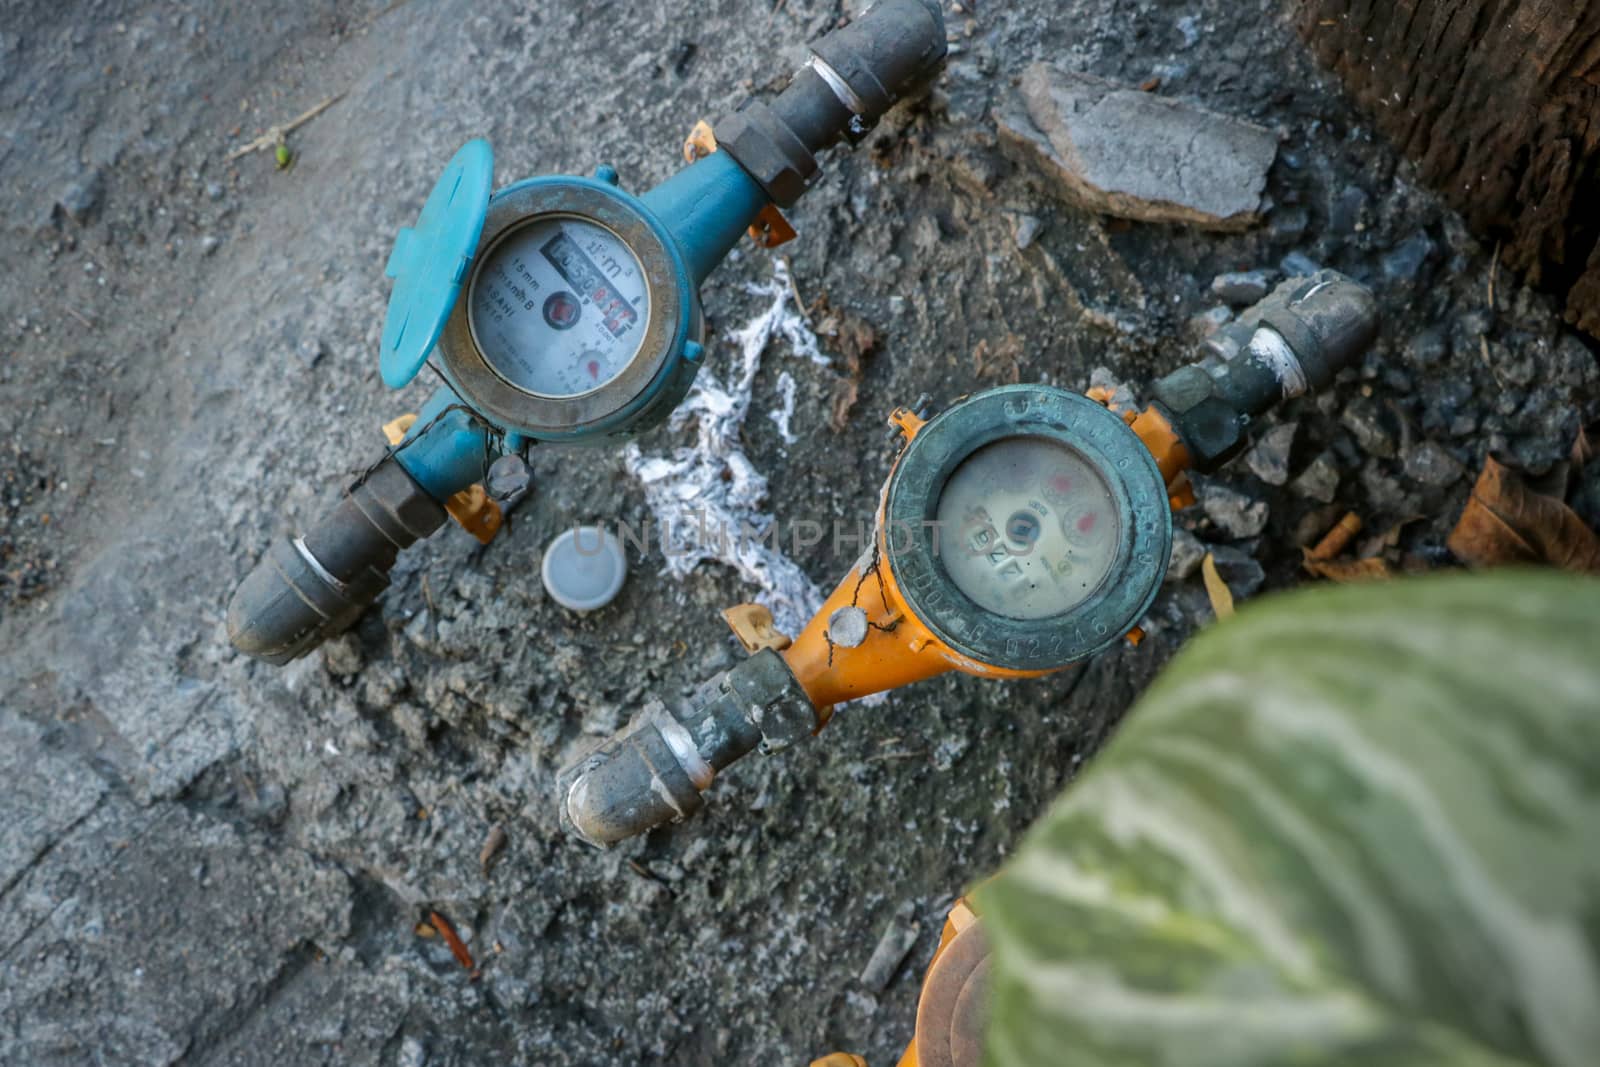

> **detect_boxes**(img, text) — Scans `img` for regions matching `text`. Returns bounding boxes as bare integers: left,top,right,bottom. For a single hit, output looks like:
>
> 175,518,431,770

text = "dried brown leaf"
428,910,480,979
810,293,879,377
1302,556,1393,582
1201,552,1234,619
973,334,1024,383
1573,423,1595,469
830,377,861,433
1447,455,1600,573
1355,516,1423,561
810,293,880,431
479,824,507,877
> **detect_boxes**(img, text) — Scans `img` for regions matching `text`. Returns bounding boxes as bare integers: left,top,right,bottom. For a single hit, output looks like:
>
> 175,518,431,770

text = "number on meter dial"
468,216,651,397
935,437,1120,621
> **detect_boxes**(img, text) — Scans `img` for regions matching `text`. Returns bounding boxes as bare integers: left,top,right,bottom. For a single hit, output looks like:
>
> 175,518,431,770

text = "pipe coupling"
556,648,819,846
713,0,948,206
227,456,446,664
1150,269,1378,472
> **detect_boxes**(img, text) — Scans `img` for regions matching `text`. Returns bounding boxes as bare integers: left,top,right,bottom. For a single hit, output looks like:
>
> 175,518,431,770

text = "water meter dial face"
935,437,1120,620
884,386,1173,672
468,215,651,398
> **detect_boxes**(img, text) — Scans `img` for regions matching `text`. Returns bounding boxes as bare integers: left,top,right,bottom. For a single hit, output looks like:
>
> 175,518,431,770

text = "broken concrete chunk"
1341,398,1399,459
1293,451,1342,504
1165,526,1206,582
1012,213,1043,249
1245,422,1298,486
1211,269,1275,305
1402,440,1467,487
995,64,1277,231
858,906,921,994
1194,475,1269,539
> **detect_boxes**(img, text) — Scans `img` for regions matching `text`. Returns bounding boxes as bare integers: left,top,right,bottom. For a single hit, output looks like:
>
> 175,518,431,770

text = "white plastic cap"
541,526,627,612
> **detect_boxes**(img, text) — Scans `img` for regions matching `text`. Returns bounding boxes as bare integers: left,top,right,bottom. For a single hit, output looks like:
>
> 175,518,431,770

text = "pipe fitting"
714,0,948,206
1150,269,1378,473
227,456,446,664
556,649,819,846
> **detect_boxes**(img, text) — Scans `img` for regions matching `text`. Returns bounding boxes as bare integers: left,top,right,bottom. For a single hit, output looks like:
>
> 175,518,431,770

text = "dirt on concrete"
1,1,1595,1064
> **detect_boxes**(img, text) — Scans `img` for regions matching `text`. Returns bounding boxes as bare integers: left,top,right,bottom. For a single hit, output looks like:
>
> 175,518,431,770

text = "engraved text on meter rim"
468,216,651,398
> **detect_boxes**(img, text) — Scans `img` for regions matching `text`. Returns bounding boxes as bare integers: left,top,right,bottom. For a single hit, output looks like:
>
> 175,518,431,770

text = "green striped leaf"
979,570,1600,1067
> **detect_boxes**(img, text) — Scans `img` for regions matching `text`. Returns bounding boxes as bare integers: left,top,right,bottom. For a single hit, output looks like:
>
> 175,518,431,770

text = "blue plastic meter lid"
379,139,494,389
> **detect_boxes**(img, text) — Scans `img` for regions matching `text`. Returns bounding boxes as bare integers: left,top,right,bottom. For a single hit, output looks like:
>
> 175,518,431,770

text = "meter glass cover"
934,437,1121,620
469,216,651,397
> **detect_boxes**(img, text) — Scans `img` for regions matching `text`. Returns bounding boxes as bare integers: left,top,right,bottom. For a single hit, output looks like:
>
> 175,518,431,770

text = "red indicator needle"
587,360,601,379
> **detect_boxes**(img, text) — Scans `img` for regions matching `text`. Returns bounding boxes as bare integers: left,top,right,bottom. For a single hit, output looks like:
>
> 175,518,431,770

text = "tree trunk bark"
1292,0,1600,336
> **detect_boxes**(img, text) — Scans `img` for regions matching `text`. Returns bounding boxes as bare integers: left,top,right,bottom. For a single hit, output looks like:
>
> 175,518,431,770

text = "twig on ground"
226,94,344,162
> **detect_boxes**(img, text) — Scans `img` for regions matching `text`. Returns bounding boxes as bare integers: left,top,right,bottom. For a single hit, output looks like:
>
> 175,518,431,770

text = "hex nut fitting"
555,649,819,846
227,456,446,664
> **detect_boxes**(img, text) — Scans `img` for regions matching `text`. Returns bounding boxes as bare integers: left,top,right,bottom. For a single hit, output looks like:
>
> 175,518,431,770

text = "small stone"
1555,333,1600,388
322,633,363,677
1186,305,1233,341
1381,232,1435,285
1012,213,1043,249
1268,205,1309,240
1176,13,1201,47
204,181,225,201
296,336,324,367
1450,309,1493,356
1340,399,1397,459
1448,413,1478,437
1402,440,1465,488
199,234,220,256
1404,327,1448,367
1208,544,1264,599
242,781,288,825
1328,185,1370,234
391,702,431,749
397,1036,428,1067
859,906,920,994
1088,365,1139,412
1244,421,1297,486
1293,504,1345,548
1210,269,1273,306
1382,366,1414,393
57,169,105,222
1360,465,1410,514
1165,526,1205,582
931,733,969,772
1280,250,1320,278
1501,353,1537,388
1292,451,1341,503
1194,476,1268,538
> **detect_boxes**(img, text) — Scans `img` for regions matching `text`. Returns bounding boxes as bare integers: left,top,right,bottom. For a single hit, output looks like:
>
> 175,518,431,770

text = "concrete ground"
2,0,1594,1063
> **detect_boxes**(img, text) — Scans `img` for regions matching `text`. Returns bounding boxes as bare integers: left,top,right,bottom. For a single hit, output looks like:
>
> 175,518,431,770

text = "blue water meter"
380,140,758,444
228,0,949,665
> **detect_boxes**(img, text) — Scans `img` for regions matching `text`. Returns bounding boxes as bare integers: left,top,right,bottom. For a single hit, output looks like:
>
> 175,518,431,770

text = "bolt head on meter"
382,143,703,443
885,385,1172,671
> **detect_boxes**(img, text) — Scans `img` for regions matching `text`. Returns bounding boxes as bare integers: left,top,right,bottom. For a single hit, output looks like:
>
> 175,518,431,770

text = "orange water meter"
554,270,1376,846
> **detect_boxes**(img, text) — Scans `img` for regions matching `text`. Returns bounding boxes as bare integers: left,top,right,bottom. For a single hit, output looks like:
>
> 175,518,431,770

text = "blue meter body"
381,140,767,502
